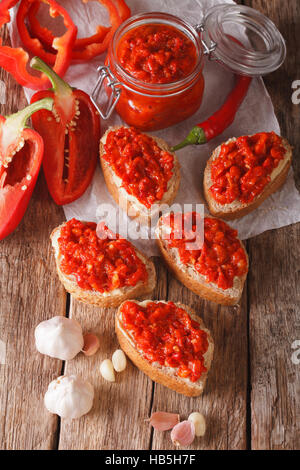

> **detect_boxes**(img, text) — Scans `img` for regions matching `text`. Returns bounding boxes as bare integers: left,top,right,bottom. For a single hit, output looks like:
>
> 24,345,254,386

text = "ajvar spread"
103,127,174,208
163,212,248,290
58,219,148,292
121,300,209,382
209,132,286,205
117,24,197,84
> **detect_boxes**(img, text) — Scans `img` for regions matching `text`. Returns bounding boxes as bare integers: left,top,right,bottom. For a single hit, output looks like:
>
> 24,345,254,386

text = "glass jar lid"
198,4,286,76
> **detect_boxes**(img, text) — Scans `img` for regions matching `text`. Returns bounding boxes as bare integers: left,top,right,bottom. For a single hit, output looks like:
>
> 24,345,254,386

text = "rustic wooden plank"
0,26,66,450
245,0,300,450
150,264,248,450
58,300,153,450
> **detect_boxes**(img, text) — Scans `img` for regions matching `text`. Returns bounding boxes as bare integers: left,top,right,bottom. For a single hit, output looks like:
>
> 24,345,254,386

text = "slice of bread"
115,300,214,397
50,222,156,308
203,135,292,220
100,126,180,224
156,215,248,306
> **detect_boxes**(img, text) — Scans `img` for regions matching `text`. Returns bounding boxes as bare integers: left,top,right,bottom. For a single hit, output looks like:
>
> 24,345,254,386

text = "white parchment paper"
9,0,300,255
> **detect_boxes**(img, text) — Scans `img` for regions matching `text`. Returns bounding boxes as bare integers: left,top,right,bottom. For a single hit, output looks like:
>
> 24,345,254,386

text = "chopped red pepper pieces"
0,0,77,90
0,97,53,240
30,57,100,205
121,300,209,382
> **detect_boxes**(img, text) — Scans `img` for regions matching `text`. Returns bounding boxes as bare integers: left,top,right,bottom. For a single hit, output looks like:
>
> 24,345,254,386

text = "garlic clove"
44,375,94,419
112,349,127,372
82,333,100,356
171,420,195,447
100,359,115,382
149,411,180,431
188,412,206,437
35,316,84,361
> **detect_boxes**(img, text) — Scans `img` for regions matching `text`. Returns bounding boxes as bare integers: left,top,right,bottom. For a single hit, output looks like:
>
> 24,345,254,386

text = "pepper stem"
171,126,207,151
30,56,72,96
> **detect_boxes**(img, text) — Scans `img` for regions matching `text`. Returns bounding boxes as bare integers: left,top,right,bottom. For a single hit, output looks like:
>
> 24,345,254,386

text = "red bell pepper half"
30,57,101,205
0,97,53,240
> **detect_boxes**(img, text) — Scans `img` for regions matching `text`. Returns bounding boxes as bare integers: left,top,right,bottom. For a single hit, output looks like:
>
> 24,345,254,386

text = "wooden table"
0,0,299,451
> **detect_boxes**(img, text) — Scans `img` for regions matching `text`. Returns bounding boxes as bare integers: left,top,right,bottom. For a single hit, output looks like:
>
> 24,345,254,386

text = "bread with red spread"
155,213,248,306
115,300,214,397
99,126,180,224
203,133,292,220
50,220,156,308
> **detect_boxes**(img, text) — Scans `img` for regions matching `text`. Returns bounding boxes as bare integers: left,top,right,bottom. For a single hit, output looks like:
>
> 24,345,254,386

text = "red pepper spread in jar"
103,127,174,208
163,212,248,290
121,300,209,382
58,219,148,292
117,24,197,84
209,132,286,205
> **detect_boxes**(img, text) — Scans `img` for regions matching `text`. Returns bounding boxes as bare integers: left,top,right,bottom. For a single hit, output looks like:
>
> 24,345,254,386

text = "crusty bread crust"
115,300,214,397
50,222,156,308
100,126,181,224
203,136,292,220
155,215,248,306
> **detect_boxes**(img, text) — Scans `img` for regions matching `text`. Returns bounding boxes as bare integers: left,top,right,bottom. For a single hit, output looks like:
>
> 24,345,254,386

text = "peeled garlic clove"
44,375,94,419
171,420,195,447
100,359,115,382
35,316,84,361
188,412,206,437
82,333,100,356
112,349,127,372
149,411,180,431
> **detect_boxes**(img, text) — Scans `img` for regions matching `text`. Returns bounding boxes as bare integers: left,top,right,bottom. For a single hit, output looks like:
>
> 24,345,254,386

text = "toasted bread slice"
115,300,214,397
100,126,180,224
156,215,248,306
203,135,292,220
50,222,156,308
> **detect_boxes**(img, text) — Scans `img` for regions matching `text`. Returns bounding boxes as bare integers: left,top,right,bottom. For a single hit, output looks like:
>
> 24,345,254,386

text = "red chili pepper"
0,97,53,240
0,0,77,90
30,57,101,205
27,0,131,62
171,74,252,151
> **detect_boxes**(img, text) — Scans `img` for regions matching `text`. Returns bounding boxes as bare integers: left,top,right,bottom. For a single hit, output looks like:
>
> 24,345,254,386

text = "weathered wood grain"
245,0,300,450
0,26,66,450
58,297,153,450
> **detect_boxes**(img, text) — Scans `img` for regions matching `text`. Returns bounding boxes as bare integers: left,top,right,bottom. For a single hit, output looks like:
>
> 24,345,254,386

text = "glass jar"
91,5,286,131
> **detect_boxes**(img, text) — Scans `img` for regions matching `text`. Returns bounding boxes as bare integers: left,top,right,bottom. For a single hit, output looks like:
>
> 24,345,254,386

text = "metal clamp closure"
194,23,217,60
90,65,122,120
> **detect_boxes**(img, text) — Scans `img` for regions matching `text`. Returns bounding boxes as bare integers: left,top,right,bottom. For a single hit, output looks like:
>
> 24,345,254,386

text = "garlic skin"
112,349,127,372
171,420,195,447
188,412,206,437
149,411,180,431
44,375,94,419
35,316,84,360
100,359,115,382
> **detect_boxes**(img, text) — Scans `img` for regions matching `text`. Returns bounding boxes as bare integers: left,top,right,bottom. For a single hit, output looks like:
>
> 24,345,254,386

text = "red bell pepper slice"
27,1,110,54
26,0,131,61
0,97,53,240
0,0,77,90
30,57,101,205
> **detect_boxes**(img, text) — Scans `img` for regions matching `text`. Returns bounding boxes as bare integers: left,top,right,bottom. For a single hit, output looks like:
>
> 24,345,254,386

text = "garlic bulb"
35,316,84,360
44,375,94,419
